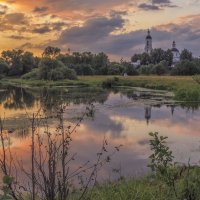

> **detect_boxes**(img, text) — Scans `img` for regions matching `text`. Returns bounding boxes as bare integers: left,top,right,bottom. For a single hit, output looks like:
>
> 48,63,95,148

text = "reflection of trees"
0,86,35,109
39,87,64,111
1,85,200,116
39,87,109,111
178,102,200,112
0,86,109,111
63,88,109,104
15,127,30,139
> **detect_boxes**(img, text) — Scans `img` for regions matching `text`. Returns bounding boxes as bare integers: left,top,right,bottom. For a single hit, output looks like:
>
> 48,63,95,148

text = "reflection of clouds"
2,90,200,179
68,123,150,178
137,139,149,146
84,111,123,137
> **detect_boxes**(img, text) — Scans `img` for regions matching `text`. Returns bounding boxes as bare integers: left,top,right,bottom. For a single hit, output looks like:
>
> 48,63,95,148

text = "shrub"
21,68,40,80
62,67,77,80
151,63,167,75
171,60,200,75
139,65,153,75
107,63,124,75
149,132,200,200
0,59,9,75
124,63,139,76
102,77,119,88
39,57,77,80
49,68,65,80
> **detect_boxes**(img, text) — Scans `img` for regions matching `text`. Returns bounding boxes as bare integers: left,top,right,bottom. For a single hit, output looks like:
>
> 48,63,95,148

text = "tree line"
0,46,199,81
0,46,138,80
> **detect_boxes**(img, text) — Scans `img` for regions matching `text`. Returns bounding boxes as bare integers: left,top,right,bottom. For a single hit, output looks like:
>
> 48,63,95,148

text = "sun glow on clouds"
0,0,199,58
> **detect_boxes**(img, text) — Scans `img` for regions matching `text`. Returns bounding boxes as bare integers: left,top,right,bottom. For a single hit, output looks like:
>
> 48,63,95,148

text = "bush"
62,67,77,80
102,77,119,88
47,67,77,81
49,68,64,80
171,60,200,75
107,63,124,75
139,65,153,75
149,132,200,200
39,57,77,80
151,63,168,75
21,68,40,80
124,63,139,76
0,59,9,75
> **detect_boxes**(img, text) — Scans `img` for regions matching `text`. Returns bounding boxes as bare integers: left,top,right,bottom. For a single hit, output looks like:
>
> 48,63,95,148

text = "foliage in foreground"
82,132,200,200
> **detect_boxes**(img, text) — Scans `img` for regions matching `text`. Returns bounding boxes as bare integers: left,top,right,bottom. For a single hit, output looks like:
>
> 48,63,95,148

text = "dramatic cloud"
0,0,199,58
7,35,30,40
44,0,132,12
0,4,8,15
152,0,171,4
4,13,28,24
138,3,160,10
32,26,51,34
138,0,177,11
17,42,34,49
33,6,48,13
58,15,125,45
52,13,200,59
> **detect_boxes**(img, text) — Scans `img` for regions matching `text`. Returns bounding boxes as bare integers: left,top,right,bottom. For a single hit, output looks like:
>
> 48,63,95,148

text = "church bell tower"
145,29,152,54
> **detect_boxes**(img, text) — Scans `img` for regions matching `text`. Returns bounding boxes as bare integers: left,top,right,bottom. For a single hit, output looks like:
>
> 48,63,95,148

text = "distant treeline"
0,46,200,81
132,48,200,75
0,47,138,80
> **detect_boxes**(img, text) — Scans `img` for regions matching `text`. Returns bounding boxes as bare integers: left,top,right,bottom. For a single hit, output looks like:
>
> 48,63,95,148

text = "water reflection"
1,86,200,179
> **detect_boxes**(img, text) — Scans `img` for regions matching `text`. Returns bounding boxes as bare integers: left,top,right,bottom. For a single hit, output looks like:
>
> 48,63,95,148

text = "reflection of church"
145,106,151,124
170,105,176,116
144,105,176,125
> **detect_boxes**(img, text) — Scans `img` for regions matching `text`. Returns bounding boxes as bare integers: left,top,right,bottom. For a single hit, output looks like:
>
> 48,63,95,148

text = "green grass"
70,174,190,200
85,177,171,200
0,75,198,88
74,166,200,200
1,75,200,101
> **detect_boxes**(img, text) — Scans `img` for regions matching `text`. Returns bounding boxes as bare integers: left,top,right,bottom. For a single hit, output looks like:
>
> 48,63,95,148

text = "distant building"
131,60,141,67
144,29,153,54
131,29,182,67
171,41,180,66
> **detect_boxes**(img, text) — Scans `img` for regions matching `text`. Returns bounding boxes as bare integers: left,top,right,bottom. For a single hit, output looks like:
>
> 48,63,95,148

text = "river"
0,85,200,182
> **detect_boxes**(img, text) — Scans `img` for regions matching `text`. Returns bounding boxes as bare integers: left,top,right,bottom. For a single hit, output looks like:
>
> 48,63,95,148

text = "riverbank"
83,176,172,200
1,76,200,102
0,75,198,89
73,166,200,200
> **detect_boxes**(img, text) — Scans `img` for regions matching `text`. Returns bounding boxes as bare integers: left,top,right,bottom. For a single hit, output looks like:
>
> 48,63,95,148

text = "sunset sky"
0,0,200,60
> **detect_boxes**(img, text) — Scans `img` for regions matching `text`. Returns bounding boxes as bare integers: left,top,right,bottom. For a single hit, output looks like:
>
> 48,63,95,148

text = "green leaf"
3,176,14,185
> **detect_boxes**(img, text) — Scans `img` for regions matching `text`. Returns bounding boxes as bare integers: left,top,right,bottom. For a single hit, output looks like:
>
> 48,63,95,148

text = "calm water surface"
0,85,200,180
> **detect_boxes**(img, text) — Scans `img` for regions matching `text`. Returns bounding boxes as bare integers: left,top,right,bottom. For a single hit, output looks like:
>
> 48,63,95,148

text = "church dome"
171,47,179,52
171,41,179,52
146,35,152,39
146,29,152,40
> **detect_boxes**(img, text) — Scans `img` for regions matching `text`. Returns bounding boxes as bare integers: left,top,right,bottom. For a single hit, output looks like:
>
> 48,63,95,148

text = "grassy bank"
1,75,200,102
82,169,200,200
83,177,173,200
0,75,198,89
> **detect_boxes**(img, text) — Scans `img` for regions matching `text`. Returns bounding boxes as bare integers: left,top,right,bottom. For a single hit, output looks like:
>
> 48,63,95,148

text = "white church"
145,29,180,66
